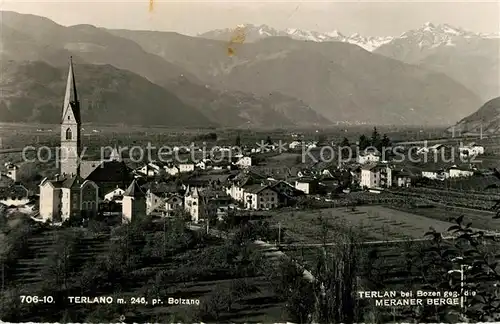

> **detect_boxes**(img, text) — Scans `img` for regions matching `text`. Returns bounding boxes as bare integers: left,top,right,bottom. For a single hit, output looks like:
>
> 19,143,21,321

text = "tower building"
60,56,81,177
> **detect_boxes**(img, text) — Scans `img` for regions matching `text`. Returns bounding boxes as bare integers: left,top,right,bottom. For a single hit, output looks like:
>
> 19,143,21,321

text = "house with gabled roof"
242,184,279,210
360,163,392,189
39,174,98,222
184,186,231,223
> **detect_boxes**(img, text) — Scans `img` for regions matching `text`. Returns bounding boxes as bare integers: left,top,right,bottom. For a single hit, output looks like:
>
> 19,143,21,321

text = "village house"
448,165,475,178
267,180,305,206
143,181,179,215
184,186,231,223
421,168,449,180
459,143,485,158
226,170,268,201
39,175,99,222
178,162,195,173
288,141,303,150
392,170,413,187
196,159,212,170
104,186,125,202
235,156,252,168
164,163,180,176
357,151,381,164
242,184,279,210
4,163,19,182
137,162,164,177
295,178,319,195
360,163,392,189
165,194,183,217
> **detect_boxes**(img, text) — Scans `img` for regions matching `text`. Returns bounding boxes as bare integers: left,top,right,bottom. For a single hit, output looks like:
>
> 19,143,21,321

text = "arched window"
65,128,72,140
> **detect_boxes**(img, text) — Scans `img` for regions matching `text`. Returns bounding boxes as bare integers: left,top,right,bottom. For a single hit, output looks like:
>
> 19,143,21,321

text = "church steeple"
62,56,81,124
60,57,82,177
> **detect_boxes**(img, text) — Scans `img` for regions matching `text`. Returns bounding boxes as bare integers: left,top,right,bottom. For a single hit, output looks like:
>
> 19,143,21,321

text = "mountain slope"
111,29,482,125
375,23,500,101
449,97,500,135
198,23,394,52
1,11,328,127
167,75,330,127
0,11,197,87
0,60,213,126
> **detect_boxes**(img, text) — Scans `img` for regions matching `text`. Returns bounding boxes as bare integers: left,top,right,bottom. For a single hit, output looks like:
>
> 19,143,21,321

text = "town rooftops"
142,182,178,195
295,177,318,183
361,163,382,171
244,184,275,194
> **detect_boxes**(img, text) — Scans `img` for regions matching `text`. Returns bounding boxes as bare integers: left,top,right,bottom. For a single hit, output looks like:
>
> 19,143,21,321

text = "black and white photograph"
0,0,499,322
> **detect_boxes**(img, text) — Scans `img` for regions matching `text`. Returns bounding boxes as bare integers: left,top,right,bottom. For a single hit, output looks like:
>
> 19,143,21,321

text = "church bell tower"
60,57,81,177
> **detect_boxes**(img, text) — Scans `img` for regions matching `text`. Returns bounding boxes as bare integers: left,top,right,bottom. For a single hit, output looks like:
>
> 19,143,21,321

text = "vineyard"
386,186,500,211
417,175,500,193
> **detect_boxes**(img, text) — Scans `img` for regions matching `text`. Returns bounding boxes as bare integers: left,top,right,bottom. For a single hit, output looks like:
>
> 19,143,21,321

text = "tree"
265,136,273,146
235,133,241,147
311,221,363,323
340,137,350,147
381,134,391,148
371,127,381,151
358,135,371,151
270,257,315,323
40,230,81,291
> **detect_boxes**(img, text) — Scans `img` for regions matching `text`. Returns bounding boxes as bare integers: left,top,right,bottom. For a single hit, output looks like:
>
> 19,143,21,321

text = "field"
272,205,457,243
388,204,500,231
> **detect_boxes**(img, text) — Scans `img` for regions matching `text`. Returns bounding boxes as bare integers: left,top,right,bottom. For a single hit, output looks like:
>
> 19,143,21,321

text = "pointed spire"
62,56,81,124
123,179,145,198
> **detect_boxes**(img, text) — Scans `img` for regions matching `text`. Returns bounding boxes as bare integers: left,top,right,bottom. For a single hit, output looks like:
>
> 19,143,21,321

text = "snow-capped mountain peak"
198,22,494,52
325,30,344,38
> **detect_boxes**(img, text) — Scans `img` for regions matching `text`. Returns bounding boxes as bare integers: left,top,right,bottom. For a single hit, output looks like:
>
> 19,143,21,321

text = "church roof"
62,174,85,189
61,57,81,124
84,160,132,184
123,179,145,197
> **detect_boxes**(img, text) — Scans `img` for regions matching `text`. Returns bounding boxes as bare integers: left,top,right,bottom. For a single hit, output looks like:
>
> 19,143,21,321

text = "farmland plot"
273,206,459,243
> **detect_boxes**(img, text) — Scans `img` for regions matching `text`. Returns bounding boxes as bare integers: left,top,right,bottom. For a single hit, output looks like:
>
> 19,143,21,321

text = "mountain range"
0,11,496,127
198,23,395,52
200,22,499,101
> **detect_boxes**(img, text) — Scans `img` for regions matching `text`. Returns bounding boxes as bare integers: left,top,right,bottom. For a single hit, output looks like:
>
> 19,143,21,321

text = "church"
39,58,133,223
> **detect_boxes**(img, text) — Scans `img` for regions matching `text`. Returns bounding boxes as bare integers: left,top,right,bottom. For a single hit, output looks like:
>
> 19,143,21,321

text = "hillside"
109,29,482,125
449,97,500,135
375,23,500,101
167,76,330,128
0,61,213,126
0,11,197,86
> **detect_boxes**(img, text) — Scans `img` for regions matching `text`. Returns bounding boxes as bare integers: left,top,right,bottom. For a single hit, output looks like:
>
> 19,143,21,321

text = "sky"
1,0,499,36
